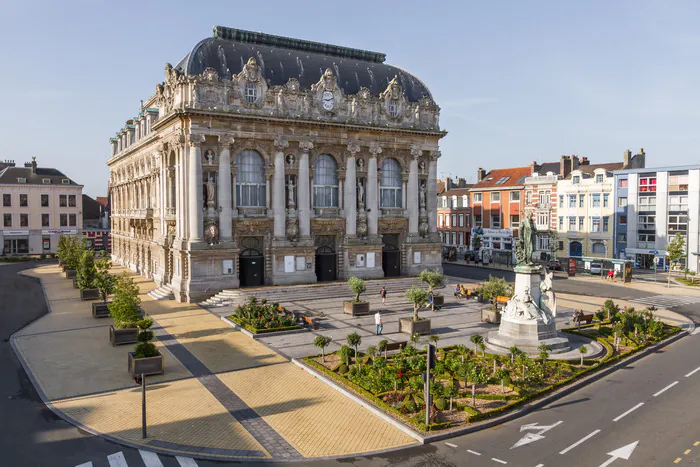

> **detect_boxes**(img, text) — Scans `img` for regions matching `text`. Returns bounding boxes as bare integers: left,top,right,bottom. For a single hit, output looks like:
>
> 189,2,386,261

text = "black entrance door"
315,245,336,282
240,249,264,287
382,234,401,277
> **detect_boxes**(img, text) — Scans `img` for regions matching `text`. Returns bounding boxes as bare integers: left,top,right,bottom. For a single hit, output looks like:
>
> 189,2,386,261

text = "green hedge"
228,316,301,334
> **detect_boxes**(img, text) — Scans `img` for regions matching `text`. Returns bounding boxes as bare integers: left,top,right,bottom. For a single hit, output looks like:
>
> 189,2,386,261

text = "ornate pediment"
379,76,407,121
233,57,268,108
311,68,343,114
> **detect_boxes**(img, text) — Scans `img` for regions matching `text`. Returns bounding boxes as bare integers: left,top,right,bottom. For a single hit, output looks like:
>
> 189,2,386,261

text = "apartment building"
614,163,700,272
437,177,472,251
0,158,83,255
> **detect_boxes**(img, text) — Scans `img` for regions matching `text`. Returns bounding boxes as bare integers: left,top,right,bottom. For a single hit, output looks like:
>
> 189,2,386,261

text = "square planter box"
110,325,138,346
65,269,77,279
80,288,100,301
72,277,79,289
92,301,112,318
433,294,445,307
481,309,501,324
128,351,164,377
343,300,371,316
399,318,432,335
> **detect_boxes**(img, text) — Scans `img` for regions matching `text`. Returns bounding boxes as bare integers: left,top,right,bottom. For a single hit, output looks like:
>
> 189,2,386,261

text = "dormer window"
244,82,258,103
62,179,70,185
572,176,581,184
42,179,51,184
595,174,604,183
388,99,399,118
17,178,26,183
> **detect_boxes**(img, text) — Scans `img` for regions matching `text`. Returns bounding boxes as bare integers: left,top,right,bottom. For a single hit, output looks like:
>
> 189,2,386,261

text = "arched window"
312,155,338,207
380,158,402,208
235,150,265,207
591,242,606,255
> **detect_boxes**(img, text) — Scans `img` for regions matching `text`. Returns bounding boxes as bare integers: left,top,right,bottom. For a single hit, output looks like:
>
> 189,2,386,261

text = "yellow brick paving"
16,264,418,459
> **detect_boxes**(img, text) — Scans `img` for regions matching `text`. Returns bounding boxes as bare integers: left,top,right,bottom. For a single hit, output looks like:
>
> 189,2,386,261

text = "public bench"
383,341,408,352
496,296,510,308
298,313,320,330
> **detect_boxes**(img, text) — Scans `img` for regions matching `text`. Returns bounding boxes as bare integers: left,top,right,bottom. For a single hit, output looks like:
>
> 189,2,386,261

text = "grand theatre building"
108,26,445,302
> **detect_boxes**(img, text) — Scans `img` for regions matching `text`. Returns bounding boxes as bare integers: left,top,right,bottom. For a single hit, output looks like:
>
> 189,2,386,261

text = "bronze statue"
517,212,537,265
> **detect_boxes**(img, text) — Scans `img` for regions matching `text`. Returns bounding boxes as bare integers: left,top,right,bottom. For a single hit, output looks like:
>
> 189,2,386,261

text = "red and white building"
437,177,472,252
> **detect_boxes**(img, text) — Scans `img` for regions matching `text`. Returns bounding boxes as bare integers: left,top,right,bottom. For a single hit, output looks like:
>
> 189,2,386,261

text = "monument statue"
419,182,427,207
357,180,365,205
517,211,537,265
287,178,296,208
206,173,216,203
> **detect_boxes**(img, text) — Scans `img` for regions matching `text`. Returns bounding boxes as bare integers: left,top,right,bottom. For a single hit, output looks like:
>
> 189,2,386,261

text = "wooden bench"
383,341,408,352
496,295,510,309
299,313,320,330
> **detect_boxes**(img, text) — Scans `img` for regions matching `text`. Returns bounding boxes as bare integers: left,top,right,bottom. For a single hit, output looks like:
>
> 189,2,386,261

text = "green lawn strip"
227,315,301,334
677,278,700,287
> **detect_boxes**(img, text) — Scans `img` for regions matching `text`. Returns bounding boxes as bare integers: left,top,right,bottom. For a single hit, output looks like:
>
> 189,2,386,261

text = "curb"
291,358,424,444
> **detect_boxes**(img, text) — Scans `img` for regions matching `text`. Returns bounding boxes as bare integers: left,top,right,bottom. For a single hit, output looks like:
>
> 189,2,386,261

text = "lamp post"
135,373,147,438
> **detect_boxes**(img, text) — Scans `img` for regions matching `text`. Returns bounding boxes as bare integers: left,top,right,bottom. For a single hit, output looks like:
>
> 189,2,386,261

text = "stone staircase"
200,277,438,308
148,284,174,301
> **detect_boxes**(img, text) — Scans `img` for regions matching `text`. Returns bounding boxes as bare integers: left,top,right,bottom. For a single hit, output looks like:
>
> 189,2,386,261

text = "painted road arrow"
598,441,639,467
511,421,563,449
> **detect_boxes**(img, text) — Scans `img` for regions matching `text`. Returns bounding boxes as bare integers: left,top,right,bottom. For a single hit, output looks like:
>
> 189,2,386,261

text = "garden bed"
302,303,680,433
226,315,302,335
225,297,302,336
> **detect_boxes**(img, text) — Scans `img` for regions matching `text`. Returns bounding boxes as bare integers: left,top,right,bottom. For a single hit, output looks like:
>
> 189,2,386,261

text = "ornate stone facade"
107,26,445,302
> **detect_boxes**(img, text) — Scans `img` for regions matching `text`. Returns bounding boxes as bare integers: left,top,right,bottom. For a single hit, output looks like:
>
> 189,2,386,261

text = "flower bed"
227,297,300,335
303,303,679,433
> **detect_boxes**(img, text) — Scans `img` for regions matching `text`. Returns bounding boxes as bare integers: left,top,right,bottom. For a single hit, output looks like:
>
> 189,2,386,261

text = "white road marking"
559,429,601,455
176,457,199,467
686,367,700,377
613,402,644,422
75,463,93,467
492,458,507,464
107,452,128,467
467,449,482,456
653,381,679,397
444,442,458,448
139,450,164,467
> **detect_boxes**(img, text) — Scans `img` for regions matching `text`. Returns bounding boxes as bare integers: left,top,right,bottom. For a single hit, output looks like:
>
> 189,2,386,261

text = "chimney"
560,155,572,178
457,177,467,188
580,156,590,166
623,149,632,168
445,177,453,190
477,167,487,182
31,156,37,174
531,160,540,175
625,148,646,169
572,155,580,170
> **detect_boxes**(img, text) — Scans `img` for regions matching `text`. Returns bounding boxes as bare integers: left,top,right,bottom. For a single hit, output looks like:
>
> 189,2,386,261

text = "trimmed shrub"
434,397,447,411
338,364,349,374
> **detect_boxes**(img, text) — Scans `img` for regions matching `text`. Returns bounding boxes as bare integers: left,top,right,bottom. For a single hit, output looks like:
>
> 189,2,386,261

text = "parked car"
590,262,602,275
548,260,563,271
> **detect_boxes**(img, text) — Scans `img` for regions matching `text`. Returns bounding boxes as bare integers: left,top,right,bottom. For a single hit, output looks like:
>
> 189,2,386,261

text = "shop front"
1,230,30,255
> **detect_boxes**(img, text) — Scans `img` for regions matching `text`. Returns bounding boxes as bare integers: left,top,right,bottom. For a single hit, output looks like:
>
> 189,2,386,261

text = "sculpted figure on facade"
311,68,342,113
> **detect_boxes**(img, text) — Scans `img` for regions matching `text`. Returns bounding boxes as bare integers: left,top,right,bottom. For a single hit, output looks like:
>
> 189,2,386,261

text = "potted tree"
479,275,512,323
400,287,431,335
108,274,142,346
128,318,164,376
92,258,115,318
420,268,445,308
77,249,100,300
56,235,68,269
63,237,83,279
343,277,371,316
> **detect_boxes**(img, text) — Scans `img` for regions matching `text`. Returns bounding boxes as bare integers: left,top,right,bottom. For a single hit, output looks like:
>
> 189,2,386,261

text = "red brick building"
437,177,472,252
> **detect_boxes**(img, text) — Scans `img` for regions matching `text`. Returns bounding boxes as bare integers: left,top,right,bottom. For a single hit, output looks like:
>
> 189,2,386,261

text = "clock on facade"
322,91,334,110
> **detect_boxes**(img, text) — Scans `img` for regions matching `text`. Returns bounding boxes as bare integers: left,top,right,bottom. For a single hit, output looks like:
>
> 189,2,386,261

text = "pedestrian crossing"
75,450,198,467
630,294,700,309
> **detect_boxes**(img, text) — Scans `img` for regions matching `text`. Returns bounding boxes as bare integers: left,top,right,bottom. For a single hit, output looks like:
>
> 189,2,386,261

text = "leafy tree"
578,345,588,367
76,249,97,290
94,258,115,303
515,352,530,380
601,299,620,321
455,344,469,363
420,269,445,310
429,334,440,350
470,334,484,354
313,335,332,362
469,365,489,407
339,345,353,366
479,343,486,357
509,346,521,366
495,366,511,393
477,275,513,308
108,273,142,329
410,332,421,348
378,339,389,359
666,233,686,288
134,318,159,358
612,322,624,352
444,384,459,412
347,332,362,368
405,287,429,322
347,276,367,302
366,345,377,359
538,343,550,366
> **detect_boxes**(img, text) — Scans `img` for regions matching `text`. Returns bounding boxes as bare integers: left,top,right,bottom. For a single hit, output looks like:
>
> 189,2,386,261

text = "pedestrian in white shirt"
375,310,383,335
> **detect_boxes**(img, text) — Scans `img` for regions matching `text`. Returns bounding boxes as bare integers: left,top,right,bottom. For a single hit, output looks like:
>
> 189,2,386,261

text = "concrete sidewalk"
12,265,417,462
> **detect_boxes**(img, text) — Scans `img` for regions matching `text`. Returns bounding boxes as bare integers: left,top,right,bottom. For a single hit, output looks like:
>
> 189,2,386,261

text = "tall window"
618,178,628,189
639,176,657,192
19,194,27,207
579,194,585,208
41,194,49,207
603,193,609,207
591,217,601,232
559,195,564,208
473,193,482,203
568,195,576,208
491,192,501,203
3,213,11,227
2,194,10,207
511,214,520,228
569,216,576,231
235,150,266,207
459,214,464,227
59,195,67,207
68,195,76,207
558,216,563,230
379,158,402,208
20,214,28,227
312,155,339,208
491,214,501,228
41,214,50,227
474,214,482,228
538,191,548,205
591,194,601,208
578,217,585,231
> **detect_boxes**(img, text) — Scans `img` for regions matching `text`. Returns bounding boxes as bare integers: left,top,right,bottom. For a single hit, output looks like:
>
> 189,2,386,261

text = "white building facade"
108,26,445,302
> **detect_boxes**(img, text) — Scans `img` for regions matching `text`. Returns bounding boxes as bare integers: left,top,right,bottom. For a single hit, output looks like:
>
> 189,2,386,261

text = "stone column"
428,151,440,233
408,145,421,235
345,142,360,237
298,141,313,237
188,134,205,242
218,136,234,242
367,142,381,237
273,136,288,239
175,145,183,239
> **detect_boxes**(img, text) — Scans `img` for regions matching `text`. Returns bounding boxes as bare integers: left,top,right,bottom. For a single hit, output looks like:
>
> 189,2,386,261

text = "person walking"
380,286,387,305
428,290,434,311
375,310,383,335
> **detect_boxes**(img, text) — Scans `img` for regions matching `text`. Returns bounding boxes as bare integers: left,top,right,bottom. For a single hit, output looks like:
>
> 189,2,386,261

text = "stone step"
148,285,174,301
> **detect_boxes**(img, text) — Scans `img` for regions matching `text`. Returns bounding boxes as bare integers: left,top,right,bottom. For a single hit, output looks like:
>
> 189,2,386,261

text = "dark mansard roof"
175,26,433,102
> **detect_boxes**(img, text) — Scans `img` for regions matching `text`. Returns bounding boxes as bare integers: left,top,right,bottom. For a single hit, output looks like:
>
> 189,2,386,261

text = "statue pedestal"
485,264,571,355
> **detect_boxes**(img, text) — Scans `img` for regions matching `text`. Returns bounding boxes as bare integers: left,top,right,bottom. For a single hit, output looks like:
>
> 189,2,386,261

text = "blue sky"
2,0,699,197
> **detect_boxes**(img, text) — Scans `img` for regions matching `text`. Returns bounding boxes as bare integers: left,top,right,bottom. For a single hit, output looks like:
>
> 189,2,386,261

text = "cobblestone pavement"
12,265,417,462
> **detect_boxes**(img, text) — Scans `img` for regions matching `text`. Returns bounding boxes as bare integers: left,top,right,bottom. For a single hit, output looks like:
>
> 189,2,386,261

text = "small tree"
410,332,420,348
444,384,459,412
479,275,513,308
347,276,367,302
108,274,142,329
134,318,159,358
76,249,97,290
612,321,624,352
313,335,332,362
339,345,353,366
578,345,588,367
538,343,550,366
666,233,686,288
405,287,429,322
429,334,440,350
94,258,115,303
455,344,469,363
378,339,389,359
601,299,619,321
421,269,445,310
509,346,521,366
479,343,486,357
470,334,484,354
347,332,362,368
56,235,69,265
496,366,510,393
